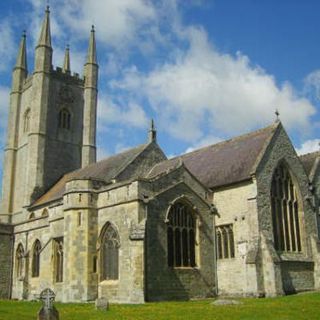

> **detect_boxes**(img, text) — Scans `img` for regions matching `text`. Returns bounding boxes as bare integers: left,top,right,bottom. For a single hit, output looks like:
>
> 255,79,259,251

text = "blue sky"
1,0,320,190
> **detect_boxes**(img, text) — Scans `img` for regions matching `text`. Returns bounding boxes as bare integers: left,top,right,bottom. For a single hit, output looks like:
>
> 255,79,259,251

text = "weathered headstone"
95,297,109,310
37,288,59,320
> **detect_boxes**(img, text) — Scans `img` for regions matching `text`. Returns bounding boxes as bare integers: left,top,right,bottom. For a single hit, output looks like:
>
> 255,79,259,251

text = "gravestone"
95,297,109,310
37,288,59,320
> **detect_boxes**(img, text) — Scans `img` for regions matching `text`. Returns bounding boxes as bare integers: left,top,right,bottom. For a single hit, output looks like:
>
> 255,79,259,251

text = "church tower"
0,7,98,223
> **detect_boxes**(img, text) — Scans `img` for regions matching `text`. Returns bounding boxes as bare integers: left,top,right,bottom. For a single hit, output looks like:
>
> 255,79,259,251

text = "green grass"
0,292,320,320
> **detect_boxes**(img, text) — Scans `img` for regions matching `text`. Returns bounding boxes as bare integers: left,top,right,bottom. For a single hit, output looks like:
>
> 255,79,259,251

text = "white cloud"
0,86,10,145
113,26,316,143
304,69,320,101
296,139,320,155
50,0,158,49
0,21,15,72
97,95,148,133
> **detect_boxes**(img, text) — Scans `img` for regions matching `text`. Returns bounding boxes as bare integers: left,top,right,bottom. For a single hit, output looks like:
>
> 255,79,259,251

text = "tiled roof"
32,144,148,207
148,123,279,189
299,150,320,178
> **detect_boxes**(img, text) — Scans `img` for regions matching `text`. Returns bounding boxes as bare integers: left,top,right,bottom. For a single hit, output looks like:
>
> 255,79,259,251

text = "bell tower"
0,7,98,223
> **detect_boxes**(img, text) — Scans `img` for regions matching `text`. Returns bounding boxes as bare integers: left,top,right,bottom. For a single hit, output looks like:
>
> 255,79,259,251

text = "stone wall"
256,123,319,295
213,181,261,296
0,223,13,298
144,167,216,301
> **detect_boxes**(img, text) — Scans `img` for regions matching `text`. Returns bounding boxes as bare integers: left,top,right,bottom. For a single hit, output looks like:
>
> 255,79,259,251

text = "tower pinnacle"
86,25,97,65
37,6,52,48
63,45,71,73
15,31,28,74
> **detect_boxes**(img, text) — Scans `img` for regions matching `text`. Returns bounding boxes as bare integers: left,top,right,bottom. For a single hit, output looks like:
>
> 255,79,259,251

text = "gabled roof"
148,122,279,189
299,150,320,181
32,143,149,207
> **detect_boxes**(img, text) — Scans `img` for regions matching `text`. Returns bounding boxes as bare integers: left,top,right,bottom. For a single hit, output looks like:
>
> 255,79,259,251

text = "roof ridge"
168,122,278,161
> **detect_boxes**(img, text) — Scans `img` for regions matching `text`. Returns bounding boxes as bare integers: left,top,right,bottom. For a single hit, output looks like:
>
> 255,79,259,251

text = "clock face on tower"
59,85,74,104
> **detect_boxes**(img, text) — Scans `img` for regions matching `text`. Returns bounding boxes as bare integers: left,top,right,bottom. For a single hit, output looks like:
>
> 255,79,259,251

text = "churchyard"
0,292,319,320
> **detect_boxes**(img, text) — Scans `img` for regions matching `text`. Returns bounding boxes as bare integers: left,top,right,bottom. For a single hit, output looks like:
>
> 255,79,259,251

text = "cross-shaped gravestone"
40,288,55,310
37,288,59,320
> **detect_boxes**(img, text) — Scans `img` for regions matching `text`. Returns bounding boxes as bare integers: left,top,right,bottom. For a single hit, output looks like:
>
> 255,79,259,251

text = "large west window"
101,224,120,280
271,163,302,252
167,201,196,268
32,239,41,277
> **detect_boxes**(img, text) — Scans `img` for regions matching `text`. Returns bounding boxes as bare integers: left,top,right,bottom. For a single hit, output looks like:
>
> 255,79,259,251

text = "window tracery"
167,202,196,267
216,224,235,259
271,163,302,252
101,224,120,280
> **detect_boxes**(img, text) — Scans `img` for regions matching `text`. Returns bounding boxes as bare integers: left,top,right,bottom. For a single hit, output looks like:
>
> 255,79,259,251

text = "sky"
1,0,320,189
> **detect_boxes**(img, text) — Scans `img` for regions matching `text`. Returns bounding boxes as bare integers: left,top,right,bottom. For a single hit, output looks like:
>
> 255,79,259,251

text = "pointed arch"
99,222,120,281
167,200,196,267
29,212,35,220
23,109,31,133
32,239,41,277
41,208,49,217
58,108,71,129
271,162,302,252
16,243,24,278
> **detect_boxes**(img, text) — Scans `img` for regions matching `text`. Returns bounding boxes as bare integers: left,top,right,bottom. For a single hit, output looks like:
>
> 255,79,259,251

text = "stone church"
0,7,320,303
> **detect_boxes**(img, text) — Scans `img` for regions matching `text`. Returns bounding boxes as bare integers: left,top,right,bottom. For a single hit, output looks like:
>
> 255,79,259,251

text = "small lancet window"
58,108,71,130
16,243,24,278
54,238,64,282
29,212,35,220
23,109,31,133
32,240,41,277
167,201,196,268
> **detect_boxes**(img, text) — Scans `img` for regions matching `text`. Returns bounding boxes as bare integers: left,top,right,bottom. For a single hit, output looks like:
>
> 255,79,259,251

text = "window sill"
100,280,119,285
169,266,199,270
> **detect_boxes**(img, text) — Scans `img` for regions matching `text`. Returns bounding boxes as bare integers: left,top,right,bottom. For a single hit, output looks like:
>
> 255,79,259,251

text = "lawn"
0,292,319,320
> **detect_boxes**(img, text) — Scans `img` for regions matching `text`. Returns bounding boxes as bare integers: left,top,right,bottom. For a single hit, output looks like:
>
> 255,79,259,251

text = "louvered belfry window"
101,224,120,280
271,164,302,252
167,202,196,268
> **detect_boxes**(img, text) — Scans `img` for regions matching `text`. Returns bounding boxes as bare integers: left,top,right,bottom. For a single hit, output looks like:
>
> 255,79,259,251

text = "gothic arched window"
42,209,49,217
32,240,41,277
58,108,71,130
54,238,63,282
216,224,235,259
271,163,302,252
101,224,120,280
16,244,24,278
23,109,30,133
167,201,196,268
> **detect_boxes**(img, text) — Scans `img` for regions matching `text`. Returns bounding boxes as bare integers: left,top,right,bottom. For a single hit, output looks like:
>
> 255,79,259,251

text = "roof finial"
275,108,280,122
148,119,157,143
